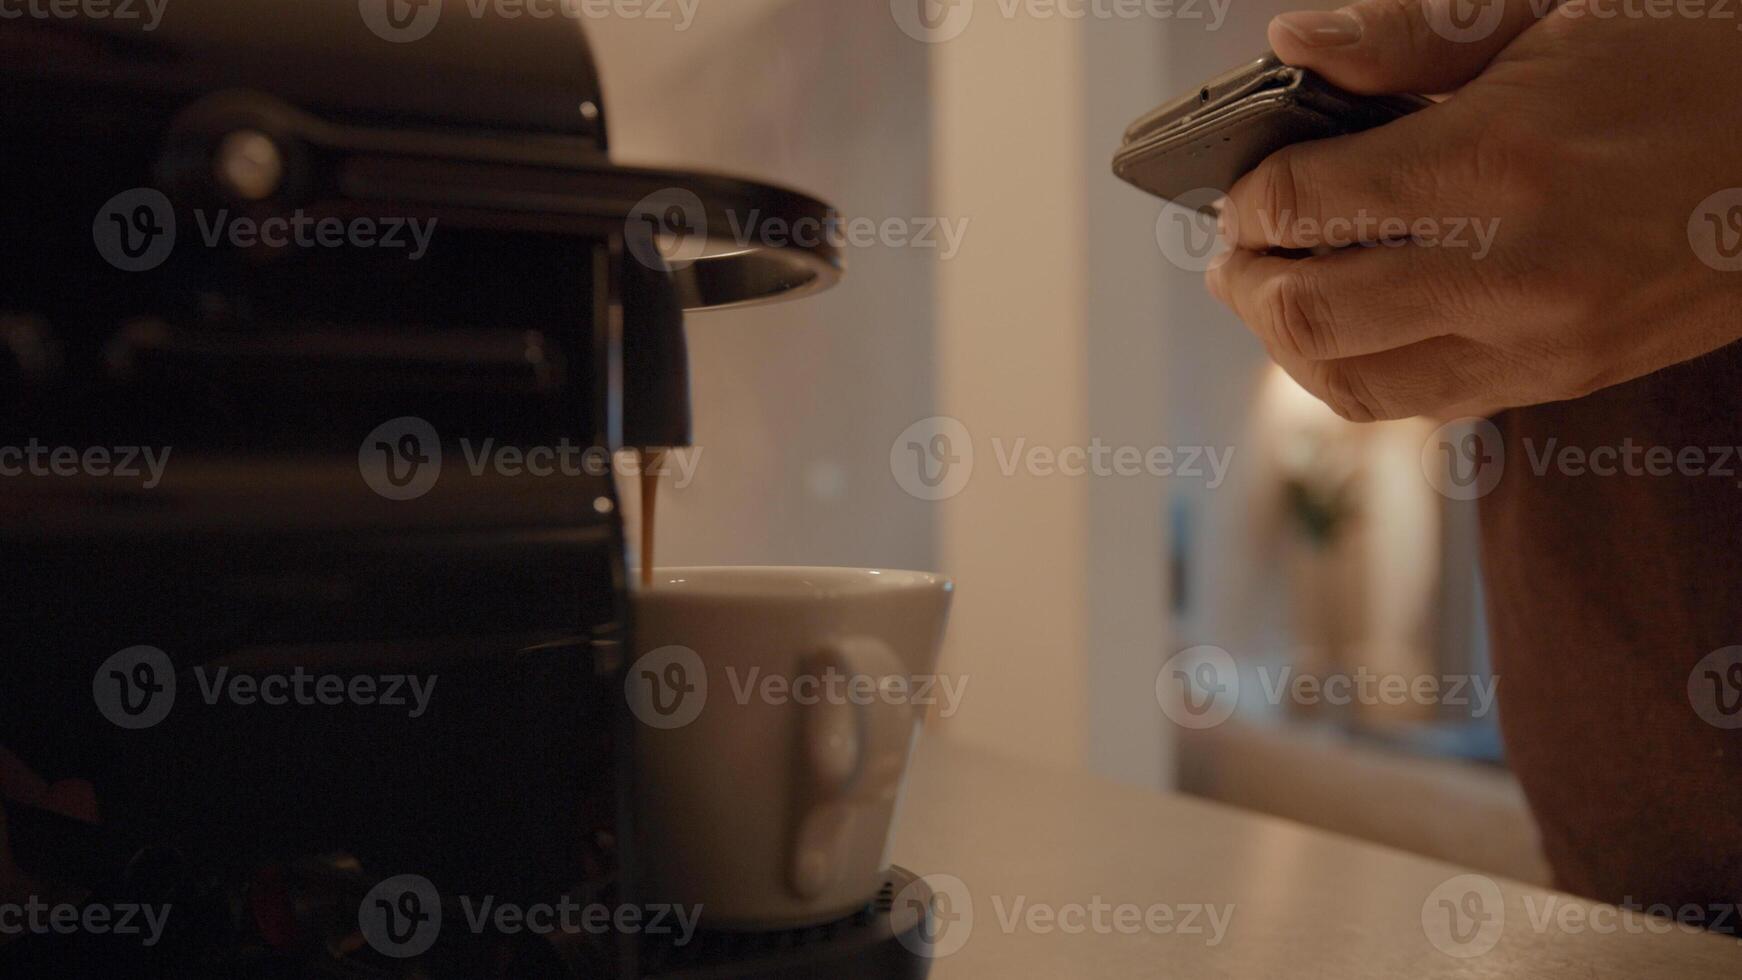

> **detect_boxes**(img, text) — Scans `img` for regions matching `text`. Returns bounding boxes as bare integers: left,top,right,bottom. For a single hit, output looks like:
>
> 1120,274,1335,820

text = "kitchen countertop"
891,738,1739,978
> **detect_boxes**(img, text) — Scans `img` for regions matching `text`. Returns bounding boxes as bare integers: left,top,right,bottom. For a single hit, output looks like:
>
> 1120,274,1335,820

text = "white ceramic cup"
628,566,954,930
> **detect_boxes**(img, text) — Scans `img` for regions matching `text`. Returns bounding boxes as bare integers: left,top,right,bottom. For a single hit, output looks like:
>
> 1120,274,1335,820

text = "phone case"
1112,53,1431,211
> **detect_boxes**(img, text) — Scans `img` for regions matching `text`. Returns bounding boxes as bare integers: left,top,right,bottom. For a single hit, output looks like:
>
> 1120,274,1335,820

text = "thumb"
1268,0,1539,95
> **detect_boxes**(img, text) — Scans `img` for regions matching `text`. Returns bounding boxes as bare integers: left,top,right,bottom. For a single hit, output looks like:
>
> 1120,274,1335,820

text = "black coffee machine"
0,4,933,976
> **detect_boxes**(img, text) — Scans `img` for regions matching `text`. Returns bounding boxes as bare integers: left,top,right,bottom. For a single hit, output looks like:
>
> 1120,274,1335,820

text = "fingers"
1205,246,1485,360
0,746,47,806
0,746,98,823
1223,108,1474,251
1267,334,1510,422
1269,0,1541,96
41,780,98,825
1206,241,1517,420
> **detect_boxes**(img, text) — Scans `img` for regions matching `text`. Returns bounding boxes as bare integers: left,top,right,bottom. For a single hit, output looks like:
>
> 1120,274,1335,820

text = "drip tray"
641,867,936,979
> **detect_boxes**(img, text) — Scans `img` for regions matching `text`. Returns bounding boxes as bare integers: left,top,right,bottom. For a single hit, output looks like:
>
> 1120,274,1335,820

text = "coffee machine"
0,4,934,976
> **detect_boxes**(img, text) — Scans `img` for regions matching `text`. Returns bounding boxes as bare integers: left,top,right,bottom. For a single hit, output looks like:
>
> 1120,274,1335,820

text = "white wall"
589,1,938,573
929,4,1172,785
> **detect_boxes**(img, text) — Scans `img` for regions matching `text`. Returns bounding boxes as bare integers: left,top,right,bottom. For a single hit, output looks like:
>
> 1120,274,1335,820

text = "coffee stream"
638,448,665,588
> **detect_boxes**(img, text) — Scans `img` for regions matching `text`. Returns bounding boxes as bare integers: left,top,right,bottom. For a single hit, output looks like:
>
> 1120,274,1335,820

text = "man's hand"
1205,0,1742,421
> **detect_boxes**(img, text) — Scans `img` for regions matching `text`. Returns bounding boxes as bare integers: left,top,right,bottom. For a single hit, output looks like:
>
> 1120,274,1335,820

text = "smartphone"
1113,53,1431,211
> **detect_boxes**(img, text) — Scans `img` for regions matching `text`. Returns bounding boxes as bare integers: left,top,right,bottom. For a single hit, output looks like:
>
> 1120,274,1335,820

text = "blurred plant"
1278,434,1362,549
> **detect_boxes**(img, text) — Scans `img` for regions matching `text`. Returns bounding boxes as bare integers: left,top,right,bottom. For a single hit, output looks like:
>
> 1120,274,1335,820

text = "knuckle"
1468,117,1557,217
1396,0,1440,57
1540,332,1620,401
1263,270,1336,360
1252,151,1313,241
1320,362,1389,423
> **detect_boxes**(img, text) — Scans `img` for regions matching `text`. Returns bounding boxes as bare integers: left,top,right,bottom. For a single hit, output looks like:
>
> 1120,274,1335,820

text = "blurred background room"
594,0,1548,888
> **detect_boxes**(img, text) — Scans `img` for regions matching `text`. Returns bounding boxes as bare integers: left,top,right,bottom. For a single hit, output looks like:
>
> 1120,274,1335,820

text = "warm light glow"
1261,363,1343,429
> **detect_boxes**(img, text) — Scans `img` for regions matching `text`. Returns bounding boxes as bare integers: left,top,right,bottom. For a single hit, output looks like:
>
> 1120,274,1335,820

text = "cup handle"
788,636,917,901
